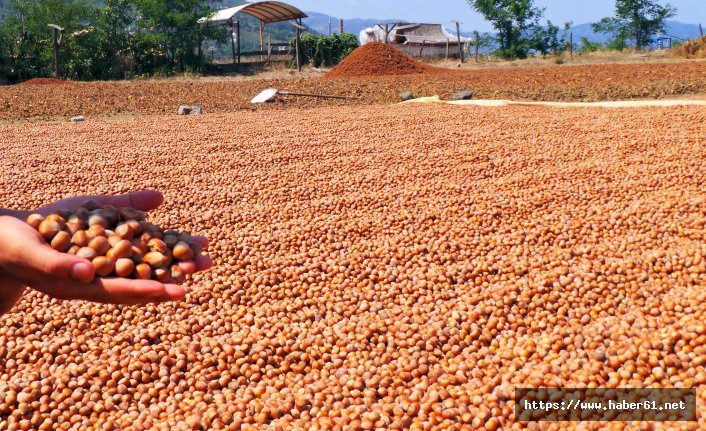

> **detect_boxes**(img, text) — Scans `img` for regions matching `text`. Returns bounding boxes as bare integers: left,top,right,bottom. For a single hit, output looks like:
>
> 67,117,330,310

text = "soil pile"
672,36,706,59
327,42,439,78
19,77,71,86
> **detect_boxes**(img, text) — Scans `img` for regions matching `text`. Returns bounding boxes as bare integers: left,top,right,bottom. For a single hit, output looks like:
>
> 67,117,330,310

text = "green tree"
593,0,676,50
0,20,14,82
63,0,136,80
134,0,216,73
0,0,94,79
467,0,552,59
580,37,603,53
532,21,571,57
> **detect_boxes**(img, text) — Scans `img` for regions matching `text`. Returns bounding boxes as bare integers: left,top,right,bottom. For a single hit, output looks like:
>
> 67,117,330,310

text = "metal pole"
419,40,426,57
700,24,703,37
329,18,332,36
339,18,343,34
570,33,573,61
446,38,449,60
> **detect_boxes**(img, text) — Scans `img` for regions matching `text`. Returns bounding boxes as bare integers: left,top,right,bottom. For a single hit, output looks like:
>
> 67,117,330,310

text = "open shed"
199,1,308,69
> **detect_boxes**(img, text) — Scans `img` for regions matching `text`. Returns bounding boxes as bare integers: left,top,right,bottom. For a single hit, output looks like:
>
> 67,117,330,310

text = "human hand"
0,191,212,314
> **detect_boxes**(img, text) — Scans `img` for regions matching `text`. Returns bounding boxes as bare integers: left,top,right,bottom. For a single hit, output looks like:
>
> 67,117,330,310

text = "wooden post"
474,32,479,62
700,24,703,37
52,27,60,77
48,24,64,77
446,38,449,60
228,20,236,65
455,21,464,63
339,18,343,34
329,18,332,36
569,33,573,61
236,20,241,64
267,34,272,62
259,20,264,61
419,40,426,57
295,21,301,72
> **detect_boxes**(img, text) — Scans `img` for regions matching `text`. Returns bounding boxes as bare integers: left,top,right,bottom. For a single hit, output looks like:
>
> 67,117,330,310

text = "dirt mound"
326,42,439,78
672,36,706,59
19,77,71,86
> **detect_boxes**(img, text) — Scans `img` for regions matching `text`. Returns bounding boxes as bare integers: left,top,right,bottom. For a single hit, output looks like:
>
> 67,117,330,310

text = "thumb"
23,244,95,283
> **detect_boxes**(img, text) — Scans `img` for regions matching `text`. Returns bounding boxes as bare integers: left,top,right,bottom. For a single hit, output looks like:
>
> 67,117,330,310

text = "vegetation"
466,0,569,59
0,0,304,82
292,33,358,68
0,0,687,82
580,37,604,53
593,0,676,50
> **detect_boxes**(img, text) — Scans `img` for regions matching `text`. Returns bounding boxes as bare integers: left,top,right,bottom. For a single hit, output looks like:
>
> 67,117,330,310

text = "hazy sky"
289,0,705,32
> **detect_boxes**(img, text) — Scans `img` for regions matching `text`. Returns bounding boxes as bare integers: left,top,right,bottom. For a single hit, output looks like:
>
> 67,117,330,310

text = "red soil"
326,42,444,78
1,61,705,120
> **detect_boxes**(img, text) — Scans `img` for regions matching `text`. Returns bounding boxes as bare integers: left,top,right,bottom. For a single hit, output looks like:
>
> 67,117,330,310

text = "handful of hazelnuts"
26,201,203,284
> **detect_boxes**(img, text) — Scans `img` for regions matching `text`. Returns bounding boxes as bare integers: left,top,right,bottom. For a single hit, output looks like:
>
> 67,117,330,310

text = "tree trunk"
634,8,641,50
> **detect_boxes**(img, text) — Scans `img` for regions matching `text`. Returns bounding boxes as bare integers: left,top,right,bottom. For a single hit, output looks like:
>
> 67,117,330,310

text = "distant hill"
302,11,702,47
303,11,406,38
302,11,473,41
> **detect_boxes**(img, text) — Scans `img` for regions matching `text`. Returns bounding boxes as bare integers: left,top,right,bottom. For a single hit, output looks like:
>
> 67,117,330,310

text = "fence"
237,42,291,62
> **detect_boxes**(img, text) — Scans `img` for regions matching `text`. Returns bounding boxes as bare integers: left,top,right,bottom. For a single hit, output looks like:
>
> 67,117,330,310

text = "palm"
0,190,212,313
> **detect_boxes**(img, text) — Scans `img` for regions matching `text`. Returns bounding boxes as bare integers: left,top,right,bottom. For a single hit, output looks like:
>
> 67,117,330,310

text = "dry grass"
427,47,693,71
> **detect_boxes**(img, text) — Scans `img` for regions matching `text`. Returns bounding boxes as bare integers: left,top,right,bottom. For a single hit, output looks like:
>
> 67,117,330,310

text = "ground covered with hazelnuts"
0,101,705,431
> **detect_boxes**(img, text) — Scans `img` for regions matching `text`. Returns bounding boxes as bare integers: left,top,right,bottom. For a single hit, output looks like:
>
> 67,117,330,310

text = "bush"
580,37,603,54
290,33,359,68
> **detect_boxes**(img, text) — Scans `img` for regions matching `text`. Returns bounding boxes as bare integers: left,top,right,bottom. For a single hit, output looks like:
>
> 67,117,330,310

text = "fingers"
52,278,186,305
34,190,165,215
194,255,213,271
177,255,213,275
10,238,95,284
177,235,211,274
97,190,164,212
192,235,209,248
177,261,196,274
0,279,26,315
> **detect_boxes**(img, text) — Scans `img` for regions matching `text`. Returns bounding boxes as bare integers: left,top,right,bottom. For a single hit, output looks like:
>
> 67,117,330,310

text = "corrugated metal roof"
201,1,307,25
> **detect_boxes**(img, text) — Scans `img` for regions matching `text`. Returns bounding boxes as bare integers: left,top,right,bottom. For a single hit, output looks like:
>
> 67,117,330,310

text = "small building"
360,23,470,58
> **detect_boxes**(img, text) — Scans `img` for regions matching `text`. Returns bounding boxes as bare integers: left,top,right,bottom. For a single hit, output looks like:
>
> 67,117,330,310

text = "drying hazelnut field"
1,44,706,430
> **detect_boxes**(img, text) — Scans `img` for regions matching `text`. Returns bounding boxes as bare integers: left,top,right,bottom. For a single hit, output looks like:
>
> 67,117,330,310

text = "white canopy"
200,1,307,25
